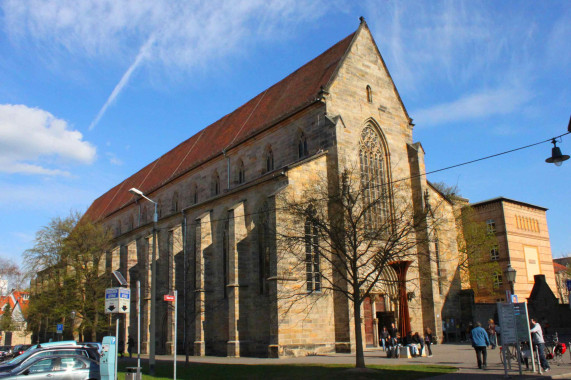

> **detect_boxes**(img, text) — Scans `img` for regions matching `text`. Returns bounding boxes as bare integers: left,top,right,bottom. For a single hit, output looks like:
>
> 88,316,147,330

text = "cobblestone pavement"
128,343,571,379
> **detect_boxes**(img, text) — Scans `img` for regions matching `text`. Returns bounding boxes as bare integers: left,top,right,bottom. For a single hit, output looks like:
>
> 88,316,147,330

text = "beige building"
81,19,472,357
468,197,557,303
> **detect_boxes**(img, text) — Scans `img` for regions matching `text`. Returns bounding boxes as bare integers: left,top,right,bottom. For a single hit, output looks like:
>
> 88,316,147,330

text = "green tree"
0,304,14,332
24,211,112,341
457,206,501,295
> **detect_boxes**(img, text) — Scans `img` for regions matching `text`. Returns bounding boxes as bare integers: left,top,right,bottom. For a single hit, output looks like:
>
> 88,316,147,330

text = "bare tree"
0,257,25,291
275,168,445,368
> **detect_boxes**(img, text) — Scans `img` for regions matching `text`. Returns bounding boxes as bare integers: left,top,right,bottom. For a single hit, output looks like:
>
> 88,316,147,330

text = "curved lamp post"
129,187,158,375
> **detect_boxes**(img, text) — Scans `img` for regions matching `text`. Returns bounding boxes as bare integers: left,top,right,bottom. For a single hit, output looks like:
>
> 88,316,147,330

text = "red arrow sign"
164,294,175,302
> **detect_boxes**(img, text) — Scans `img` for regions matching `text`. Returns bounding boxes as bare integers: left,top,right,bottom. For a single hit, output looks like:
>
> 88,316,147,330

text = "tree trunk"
353,298,365,368
92,312,98,342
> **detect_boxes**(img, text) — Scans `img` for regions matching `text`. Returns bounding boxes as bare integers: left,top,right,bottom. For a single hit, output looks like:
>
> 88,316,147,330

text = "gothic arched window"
141,206,148,224
298,131,308,159
264,146,274,173
258,202,271,295
366,85,373,103
191,183,198,205
172,192,179,213
212,171,220,196
237,159,245,184
305,207,321,292
359,125,389,228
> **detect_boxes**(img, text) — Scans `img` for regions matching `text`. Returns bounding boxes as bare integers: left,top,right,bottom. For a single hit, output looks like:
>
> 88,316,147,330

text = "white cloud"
105,152,123,166
0,104,96,175
412,87,533,127
1,0,332,129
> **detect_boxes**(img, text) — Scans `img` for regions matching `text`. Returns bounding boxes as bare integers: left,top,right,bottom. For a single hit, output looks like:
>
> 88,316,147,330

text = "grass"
117,362,457,380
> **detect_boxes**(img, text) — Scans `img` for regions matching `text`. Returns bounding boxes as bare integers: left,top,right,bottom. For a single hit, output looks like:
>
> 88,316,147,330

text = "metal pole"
150,203,158,375
174,290,177,380
115,317,119,380
137,280,141,374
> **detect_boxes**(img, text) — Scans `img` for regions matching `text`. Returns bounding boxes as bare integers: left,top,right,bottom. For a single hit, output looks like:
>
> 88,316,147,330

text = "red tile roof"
554,262,568,273
85,31,356,221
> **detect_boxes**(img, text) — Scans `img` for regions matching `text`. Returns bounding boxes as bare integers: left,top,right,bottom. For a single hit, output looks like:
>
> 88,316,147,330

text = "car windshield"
5,346,37,365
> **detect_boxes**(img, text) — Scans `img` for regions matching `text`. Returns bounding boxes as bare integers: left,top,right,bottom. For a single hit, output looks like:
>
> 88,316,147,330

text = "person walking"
127,335,135,358
470,322,490,369
487,319,498,349
530,317,551,372
388,322,398,342
118,340,125,358
424,327,433,357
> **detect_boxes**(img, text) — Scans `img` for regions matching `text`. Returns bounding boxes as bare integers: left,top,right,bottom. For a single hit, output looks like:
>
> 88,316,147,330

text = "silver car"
0,355,100,380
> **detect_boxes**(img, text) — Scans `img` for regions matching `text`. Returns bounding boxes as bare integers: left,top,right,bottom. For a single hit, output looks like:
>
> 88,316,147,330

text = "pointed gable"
85,31,356,221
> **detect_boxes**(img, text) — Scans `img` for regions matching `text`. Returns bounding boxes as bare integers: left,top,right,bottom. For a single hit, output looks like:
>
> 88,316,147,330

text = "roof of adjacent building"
85,29,359,222
554,257,571,268
553,262,568,273
0,291,29,316
469,196,548,211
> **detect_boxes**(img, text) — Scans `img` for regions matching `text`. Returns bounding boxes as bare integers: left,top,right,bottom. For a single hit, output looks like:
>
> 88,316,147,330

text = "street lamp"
505,263,517,301
545,138,569,166
70,311,76,341
129,187,158,375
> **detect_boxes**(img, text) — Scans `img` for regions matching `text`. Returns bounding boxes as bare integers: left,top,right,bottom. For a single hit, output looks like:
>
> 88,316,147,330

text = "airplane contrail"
88,35,156,131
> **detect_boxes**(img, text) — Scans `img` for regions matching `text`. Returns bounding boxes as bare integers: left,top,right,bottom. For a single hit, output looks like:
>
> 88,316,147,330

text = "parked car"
0,347,11,361
0,341,98,373
9,345,32,359
0,354,100,380
81,342,103,356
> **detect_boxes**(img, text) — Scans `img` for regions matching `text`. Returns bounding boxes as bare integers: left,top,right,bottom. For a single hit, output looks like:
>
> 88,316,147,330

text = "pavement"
123,343,571,379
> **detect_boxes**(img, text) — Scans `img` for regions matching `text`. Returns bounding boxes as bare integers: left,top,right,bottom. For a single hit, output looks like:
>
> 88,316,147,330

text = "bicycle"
544,332,567,366
499,344,518,364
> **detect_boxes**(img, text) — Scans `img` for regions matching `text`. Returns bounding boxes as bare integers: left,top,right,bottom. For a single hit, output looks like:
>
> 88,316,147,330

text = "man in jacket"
471,322,490,369
530,318,551,372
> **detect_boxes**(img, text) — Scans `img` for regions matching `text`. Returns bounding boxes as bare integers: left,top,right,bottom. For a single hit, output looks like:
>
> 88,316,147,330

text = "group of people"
470,317,551,372
379,323,434,357
117,335,136,358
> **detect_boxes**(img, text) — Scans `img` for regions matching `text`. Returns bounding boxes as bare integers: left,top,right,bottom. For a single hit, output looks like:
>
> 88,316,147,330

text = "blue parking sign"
56,323,63,334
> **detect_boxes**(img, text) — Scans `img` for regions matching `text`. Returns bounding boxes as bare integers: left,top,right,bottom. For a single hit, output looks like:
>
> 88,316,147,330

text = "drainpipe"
223,149,230,190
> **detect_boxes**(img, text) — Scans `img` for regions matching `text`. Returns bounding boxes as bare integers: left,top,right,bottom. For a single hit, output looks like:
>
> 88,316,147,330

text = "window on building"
128,215,134,231
157,200,163,218
298,131,308,159
191,184,198,204
434,237,443,295
493,272,503,289
237,159,245,184
212,171,220,196
172,192,179,213
359,125,389,229
141,206,147,224
116,221,121,236
366,85,373,103
223,219,229,299
264,146,274,173
490,246,500,261
486,219,496,234
258,202,271,295
305,207,321,292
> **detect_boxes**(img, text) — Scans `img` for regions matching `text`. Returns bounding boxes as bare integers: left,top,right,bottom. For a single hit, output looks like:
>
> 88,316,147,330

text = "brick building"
82,19,467,357
467,197,557,303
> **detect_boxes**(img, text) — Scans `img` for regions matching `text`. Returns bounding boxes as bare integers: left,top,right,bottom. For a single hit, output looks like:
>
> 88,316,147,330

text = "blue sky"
0,0,569,271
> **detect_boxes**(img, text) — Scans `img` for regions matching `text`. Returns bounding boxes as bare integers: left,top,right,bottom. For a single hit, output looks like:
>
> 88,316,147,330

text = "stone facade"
85,20,470,356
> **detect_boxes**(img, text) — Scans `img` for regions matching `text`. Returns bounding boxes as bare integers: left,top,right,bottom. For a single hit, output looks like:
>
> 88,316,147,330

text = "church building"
84,19,463,357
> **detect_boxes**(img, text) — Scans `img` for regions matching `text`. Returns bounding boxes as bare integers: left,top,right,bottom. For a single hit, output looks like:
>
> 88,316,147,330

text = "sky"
0,0,569,272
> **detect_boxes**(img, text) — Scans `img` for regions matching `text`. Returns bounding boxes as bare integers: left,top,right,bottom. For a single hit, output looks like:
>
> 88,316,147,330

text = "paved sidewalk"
124,343,571,379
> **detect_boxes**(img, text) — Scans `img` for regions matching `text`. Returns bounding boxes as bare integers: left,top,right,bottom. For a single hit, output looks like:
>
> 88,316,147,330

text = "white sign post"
105,288,130,314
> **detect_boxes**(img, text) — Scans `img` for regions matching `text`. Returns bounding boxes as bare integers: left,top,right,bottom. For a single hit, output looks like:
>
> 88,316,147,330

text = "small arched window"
366,85,373,103
157,199,163,218
128,215,134,231
237,159,245,184
141,206,148,224
116,221,122,236
171,192,179,213
191,184,198,205
212,171,220,196
298,131,308,159
264,146,274,173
